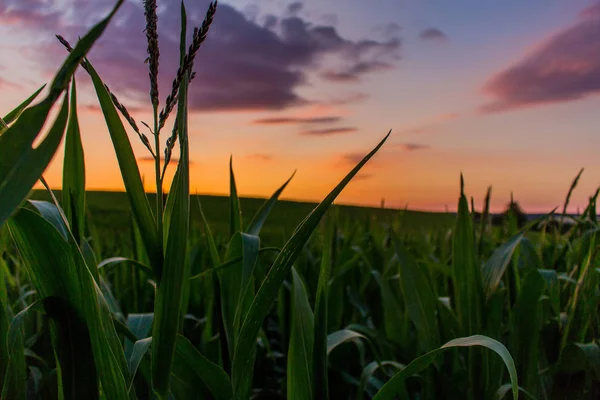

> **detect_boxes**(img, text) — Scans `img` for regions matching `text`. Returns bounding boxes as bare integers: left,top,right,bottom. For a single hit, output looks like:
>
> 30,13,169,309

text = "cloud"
340,152,366,165
253,116,342,125
336,152,382,171
301,127,357,136
480,4,600,113
245,153,274,162
375,22,402,39
437,112,459,121
397,143,430,151
0,0,401,113
353,172,374,181
419,28,448,41
138,156,194,166
322,61,395,82
287,2,303,15
0,77,23,90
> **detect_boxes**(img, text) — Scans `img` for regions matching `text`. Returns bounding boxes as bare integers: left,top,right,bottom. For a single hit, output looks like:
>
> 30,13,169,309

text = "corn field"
1,1,599,399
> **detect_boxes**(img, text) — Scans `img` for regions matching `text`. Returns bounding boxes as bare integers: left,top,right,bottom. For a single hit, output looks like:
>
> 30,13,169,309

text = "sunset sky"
1,0,600,212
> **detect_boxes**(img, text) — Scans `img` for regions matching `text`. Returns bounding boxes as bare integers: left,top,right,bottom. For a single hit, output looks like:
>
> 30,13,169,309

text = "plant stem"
154,106,163,241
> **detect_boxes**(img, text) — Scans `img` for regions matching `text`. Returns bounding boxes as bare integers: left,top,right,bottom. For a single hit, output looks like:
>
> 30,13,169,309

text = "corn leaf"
174,335,233,400
231,131,390,399
86,62,162,278
246,171,295,236
373,335,518,400
482,232,524,298
151,5,191,393
392,230,440,352
509,270,545,394
287,267,314,400
313,216,334,400
62,78,86,245
2,84,46,125
229,156,243,237
7,208,131,399
220,232,260,358
452,175,483,335
0,0,124,226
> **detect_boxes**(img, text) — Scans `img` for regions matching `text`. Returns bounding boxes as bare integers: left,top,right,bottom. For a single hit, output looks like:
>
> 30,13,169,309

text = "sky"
1,0,600,212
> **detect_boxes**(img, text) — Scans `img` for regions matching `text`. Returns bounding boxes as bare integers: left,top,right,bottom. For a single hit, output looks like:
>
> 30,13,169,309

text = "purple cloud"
287,2,303,15
398,143,430,151
322,61,395,82
0,0,401,113
481,3,600,113
246,153,274,162
253,116,342,125
419,28,448,41
301,127,357,136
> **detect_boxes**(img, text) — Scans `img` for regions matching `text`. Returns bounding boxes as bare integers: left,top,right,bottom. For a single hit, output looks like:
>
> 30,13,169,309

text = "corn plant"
16,0,600,399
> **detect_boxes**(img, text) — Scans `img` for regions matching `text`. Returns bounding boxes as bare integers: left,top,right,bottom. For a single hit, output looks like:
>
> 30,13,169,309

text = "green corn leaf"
174,335,233,400
220,232,260,358
127,337,152,391
29,200,70,241
2,84,45,125
86,61,162,278
246,170,295,236
1,300,42,400
0,93,69,227
452,174,483,335
313,216,334,400
124,313,154,361
0,0,124,226
231,131,390,399
98,257,154,279
327,329,369,355
493,383,536,400
391,230,440,352
509,270,545,394
482,232,524,298
190,247,280,281
359,361,404,400
62,78,86,245
151,5,191,394
373,335,518,400
229,156,243,238
372,271,409,347
197,196,221,267
0,118,7,135
7,208,131,399
287,267,314,400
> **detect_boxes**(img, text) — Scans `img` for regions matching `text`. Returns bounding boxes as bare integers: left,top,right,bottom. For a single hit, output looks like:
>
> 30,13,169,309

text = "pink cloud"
480,3,600,113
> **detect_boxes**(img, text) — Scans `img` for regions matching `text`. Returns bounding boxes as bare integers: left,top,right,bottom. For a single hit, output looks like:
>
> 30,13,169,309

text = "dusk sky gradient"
2,0,600,212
